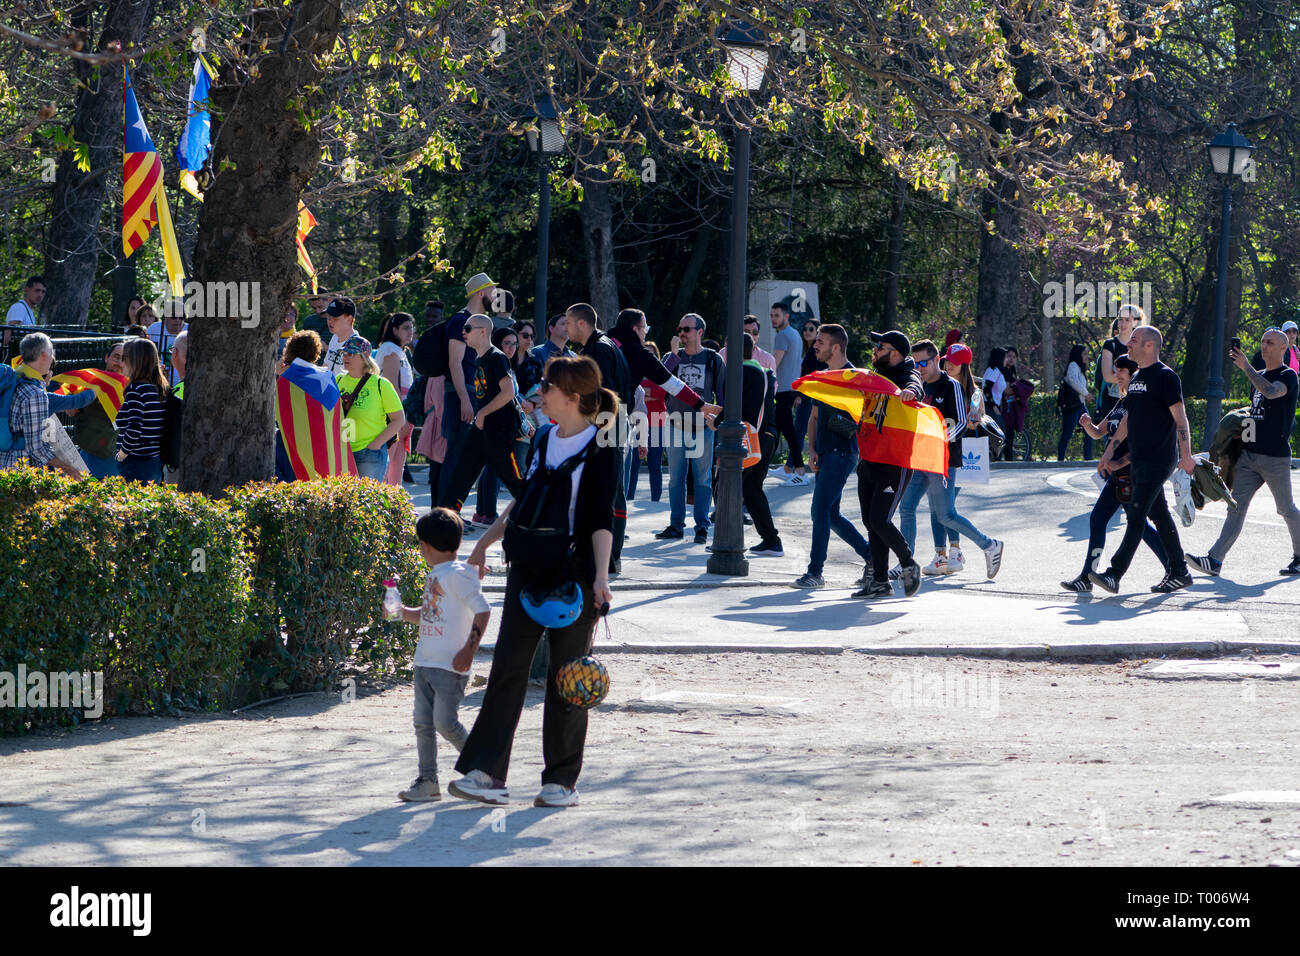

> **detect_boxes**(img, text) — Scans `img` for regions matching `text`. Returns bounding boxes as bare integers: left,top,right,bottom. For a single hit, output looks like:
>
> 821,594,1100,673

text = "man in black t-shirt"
438,314,524,516
1188,328,1300,577
435,273,496,504
1092,326,1195,593
853,330,926,599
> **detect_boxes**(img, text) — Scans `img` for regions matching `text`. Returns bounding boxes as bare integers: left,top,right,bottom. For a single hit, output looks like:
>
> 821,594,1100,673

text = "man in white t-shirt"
323,297,357,374
146,313,189,386
5,276,45,327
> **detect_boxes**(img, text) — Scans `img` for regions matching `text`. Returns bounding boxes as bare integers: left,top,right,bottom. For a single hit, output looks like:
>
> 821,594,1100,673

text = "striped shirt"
117,382,167,457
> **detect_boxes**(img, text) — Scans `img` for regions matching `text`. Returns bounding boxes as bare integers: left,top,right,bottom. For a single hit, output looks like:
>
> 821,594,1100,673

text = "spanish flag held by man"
123,69,185,296
276,358,357,480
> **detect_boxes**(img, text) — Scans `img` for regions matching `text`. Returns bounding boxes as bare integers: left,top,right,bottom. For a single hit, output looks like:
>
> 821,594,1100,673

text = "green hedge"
0,468,425,735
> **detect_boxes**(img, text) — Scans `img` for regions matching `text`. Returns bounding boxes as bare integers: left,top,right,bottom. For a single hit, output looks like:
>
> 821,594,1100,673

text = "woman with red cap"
938,343,981,572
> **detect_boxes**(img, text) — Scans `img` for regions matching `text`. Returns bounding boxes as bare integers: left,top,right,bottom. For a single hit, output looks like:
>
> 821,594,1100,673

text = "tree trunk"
181,0,343,496
974,176,1021,367
1180,241,1217,397
579,172,619,326
883,173,905,329
41,0,155,327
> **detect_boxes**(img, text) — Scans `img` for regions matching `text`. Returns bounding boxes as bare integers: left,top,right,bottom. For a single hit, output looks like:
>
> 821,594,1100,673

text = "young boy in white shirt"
395,507,491,802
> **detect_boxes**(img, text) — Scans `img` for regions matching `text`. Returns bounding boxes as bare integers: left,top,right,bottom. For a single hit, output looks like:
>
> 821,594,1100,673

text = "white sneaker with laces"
448,769,509,805
922,553,948,576
534,783,579,807
945,549,964,574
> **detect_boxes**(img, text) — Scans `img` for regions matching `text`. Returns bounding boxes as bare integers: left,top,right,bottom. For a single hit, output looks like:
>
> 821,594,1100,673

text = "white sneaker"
534,783,579,807
922,553,948,576
945,549,964,574
982,539,1004,579
448,769,509,805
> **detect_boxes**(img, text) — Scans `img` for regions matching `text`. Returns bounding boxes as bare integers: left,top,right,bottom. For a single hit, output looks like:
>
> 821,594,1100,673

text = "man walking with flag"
854,330,925,599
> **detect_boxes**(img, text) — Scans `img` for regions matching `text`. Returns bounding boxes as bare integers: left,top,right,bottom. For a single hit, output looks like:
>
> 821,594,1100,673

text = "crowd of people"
7,272,1300,808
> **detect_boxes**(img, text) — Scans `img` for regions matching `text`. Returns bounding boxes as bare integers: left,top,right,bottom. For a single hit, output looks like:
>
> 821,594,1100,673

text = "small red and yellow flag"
52,368,129,421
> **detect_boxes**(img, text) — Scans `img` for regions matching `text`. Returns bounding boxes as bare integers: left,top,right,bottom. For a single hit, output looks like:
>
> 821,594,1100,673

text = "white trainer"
922,552,948,576
945,549,964,574
448,769,509,805
534,783,579,808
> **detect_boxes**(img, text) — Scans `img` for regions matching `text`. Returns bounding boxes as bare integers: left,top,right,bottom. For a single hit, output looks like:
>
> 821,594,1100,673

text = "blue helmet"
519,580,583,629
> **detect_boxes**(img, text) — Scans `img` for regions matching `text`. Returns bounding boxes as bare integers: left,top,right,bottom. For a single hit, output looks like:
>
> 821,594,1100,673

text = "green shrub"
0,467,426,735
0,471,254,733
229,478,425,695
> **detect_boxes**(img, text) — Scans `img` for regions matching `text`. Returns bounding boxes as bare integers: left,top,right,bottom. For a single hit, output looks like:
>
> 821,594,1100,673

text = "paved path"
4,653,1298,866
407,463,1300,656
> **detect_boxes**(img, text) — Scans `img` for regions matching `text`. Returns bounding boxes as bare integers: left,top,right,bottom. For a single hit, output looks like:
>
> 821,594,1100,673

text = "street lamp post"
707,22,769,577
526,94,565,323
1203,123,1254,450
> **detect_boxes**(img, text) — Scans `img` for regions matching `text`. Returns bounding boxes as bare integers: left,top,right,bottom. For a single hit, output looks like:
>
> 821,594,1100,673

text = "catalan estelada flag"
124,69,185,295
276,359,357,480
52,369,128,421
794,368,948,475
176,54,216,200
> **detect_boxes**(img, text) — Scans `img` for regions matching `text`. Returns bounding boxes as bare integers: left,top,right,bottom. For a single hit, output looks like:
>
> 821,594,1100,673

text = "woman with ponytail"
451,354,618,809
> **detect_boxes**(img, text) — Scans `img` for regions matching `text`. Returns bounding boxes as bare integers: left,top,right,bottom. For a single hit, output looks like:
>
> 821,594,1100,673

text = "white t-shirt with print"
415,559,491,674
324,334,348,375
374,341,413,392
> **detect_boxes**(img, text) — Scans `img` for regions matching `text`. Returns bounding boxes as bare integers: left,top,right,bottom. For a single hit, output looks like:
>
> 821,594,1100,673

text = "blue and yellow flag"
176,55,215,199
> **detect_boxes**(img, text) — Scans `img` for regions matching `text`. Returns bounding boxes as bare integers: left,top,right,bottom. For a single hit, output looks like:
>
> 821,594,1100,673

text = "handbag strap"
341,372,371,415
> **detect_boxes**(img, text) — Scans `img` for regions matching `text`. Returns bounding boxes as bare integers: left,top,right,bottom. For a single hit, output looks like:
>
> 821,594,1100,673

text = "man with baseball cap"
435,272,497,505
853,329,926,599
322,296,357,374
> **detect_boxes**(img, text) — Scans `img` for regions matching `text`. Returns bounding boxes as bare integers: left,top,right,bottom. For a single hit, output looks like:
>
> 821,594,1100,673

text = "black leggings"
742,429,779,544
774,392,804,470
455,567,598,788
856,459,915,582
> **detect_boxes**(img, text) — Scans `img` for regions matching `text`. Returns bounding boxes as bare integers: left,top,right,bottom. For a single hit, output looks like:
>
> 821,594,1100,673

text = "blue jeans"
899,466,992,554
807,450,872,577
413,665,469,781
1082,477,1166,577
353,446,389,481
476,468,499,519
666,423,714,532
119,454,162,484
82,451,119,479
628,444,663,501
1057,404,1094,461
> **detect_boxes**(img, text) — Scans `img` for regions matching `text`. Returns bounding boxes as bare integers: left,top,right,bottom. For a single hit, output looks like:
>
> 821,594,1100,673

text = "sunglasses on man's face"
678,326,699,334
916,358,931,368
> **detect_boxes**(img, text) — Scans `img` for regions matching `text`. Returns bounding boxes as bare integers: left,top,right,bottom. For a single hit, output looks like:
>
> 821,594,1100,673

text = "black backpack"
411,315,457,378
502,425,592,585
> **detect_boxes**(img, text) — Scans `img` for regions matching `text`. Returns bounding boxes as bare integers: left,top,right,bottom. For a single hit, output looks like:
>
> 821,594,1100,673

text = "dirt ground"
2,652,1298,866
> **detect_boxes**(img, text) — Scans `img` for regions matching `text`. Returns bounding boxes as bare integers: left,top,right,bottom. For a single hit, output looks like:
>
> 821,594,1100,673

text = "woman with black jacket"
608,307,720,419
451,355,618,809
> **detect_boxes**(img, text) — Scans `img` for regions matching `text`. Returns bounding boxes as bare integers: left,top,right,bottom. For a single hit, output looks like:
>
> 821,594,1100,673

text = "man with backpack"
564,302,634,574
411,272,497,505
1,333,81,476
655,313,725,546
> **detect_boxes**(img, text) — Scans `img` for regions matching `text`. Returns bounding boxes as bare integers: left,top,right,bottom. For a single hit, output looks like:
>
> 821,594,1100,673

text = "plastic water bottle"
382,576,402,621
